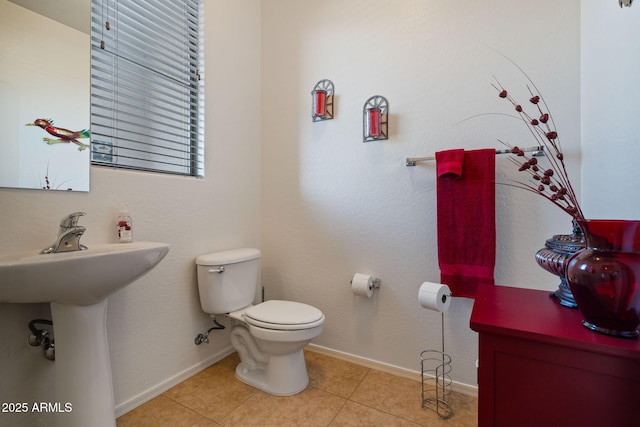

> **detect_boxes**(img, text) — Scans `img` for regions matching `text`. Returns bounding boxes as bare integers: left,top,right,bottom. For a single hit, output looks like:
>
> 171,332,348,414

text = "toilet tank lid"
196,248,260,265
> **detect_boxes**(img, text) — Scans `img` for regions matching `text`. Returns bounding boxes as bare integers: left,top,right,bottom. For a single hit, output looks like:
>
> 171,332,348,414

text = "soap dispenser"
117,204,133,243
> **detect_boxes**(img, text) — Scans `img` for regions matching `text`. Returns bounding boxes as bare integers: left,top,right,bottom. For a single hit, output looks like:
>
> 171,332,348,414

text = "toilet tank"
195,248,261,314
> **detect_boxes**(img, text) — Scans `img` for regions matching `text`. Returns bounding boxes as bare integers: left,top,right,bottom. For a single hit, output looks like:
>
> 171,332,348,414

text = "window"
90,0,204,177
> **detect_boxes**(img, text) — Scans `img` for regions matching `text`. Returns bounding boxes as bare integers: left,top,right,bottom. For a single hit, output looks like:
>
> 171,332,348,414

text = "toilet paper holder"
363,277,381,288
349,276,381,288
420,312,453,419
350,274,381,298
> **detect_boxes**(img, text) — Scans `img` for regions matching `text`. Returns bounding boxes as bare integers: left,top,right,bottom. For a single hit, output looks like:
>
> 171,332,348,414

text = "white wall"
0,0,261,424
581,1,640,218
8,0,636,422
261,0,581,389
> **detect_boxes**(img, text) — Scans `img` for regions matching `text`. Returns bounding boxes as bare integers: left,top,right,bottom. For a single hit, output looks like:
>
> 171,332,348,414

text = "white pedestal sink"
0,242,170,427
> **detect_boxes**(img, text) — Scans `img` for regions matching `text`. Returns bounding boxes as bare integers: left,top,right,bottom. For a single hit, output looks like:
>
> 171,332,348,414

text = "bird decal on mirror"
26,118,90,151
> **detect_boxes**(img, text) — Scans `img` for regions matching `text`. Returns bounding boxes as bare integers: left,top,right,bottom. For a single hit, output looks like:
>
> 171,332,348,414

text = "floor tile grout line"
346,398,424,426
343,369,433,426
160,379,261,425
344,367,372,400
153,394,222,425
325,398,350,427
221,387,261,422
160,393,221,424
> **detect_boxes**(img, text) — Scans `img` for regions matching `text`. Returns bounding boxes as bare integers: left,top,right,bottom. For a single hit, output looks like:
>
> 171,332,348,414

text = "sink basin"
0,241,169,427
0,241,169,305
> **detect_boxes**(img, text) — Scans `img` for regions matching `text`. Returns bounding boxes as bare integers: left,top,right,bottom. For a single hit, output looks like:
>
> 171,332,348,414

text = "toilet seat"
244,300,324,331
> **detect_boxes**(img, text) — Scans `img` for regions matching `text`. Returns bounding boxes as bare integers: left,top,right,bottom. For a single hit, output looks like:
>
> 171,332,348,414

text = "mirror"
0,0,90,191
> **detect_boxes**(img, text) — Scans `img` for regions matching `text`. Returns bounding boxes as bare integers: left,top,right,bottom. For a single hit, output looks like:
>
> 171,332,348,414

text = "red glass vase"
566,219,640,338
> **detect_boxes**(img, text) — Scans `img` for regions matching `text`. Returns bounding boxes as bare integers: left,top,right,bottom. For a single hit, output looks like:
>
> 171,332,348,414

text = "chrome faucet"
41,212,88,254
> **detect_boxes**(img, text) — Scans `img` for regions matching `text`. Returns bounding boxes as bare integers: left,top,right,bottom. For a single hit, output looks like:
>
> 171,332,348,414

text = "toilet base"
235,349,309,396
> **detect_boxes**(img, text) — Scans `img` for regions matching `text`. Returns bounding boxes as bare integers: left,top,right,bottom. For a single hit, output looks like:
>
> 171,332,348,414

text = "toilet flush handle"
209,266,225,274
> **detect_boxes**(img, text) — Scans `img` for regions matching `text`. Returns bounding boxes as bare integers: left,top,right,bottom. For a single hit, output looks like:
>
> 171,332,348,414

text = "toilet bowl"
228,300,324,395
195,249,325,395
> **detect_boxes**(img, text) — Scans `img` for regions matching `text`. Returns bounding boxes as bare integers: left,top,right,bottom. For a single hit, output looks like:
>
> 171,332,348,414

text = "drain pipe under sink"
28,319,55,360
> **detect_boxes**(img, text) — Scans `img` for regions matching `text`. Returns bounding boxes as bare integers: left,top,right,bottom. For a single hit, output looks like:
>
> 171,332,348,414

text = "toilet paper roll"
351,273,374,298
418,282,452,313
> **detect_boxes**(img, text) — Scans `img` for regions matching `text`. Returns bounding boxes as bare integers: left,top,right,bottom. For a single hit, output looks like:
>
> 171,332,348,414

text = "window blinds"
90,0,204,177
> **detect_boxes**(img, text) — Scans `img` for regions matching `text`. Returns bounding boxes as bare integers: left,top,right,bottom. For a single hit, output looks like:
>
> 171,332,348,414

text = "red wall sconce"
311,79,334,122
363,95,388,142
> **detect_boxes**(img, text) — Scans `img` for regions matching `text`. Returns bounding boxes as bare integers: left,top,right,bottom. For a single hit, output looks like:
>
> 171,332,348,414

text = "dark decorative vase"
566,219,640,338
535,220,585,308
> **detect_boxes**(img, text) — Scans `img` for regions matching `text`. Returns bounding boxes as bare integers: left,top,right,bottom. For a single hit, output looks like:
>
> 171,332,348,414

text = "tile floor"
117,350,478,426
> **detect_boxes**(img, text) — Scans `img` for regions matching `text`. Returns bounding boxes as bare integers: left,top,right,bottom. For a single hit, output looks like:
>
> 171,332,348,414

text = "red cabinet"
470,285,640,427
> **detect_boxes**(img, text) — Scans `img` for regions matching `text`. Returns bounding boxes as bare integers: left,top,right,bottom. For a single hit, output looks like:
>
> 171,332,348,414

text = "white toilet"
195,248,324,395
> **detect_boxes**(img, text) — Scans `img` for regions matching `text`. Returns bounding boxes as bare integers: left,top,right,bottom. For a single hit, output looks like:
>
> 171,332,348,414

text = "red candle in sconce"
368,108,381,137
313,90,327,117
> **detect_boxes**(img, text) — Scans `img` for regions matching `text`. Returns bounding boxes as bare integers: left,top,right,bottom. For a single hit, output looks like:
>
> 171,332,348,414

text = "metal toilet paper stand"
420,311,453,419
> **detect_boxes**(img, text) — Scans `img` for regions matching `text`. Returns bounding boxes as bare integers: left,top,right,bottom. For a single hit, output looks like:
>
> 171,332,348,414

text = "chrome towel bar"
405,145,544,166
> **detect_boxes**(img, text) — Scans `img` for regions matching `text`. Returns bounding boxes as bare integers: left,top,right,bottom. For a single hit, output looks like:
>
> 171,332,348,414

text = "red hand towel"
436,148,464,179
436,149,496,298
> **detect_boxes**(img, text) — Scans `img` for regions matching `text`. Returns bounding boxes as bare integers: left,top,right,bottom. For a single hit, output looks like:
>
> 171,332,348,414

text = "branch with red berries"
493,80,584,220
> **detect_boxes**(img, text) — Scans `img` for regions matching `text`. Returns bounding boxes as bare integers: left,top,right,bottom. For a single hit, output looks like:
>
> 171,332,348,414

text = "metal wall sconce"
311,80,334,122
363,95,389,142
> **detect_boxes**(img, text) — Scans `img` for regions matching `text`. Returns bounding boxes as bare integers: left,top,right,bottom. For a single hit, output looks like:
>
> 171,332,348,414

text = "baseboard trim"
114,346,235,417
306,344,478,398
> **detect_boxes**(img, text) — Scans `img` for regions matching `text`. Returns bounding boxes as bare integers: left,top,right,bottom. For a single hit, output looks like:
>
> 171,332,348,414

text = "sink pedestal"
0,241,170,426
51,300,116,427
